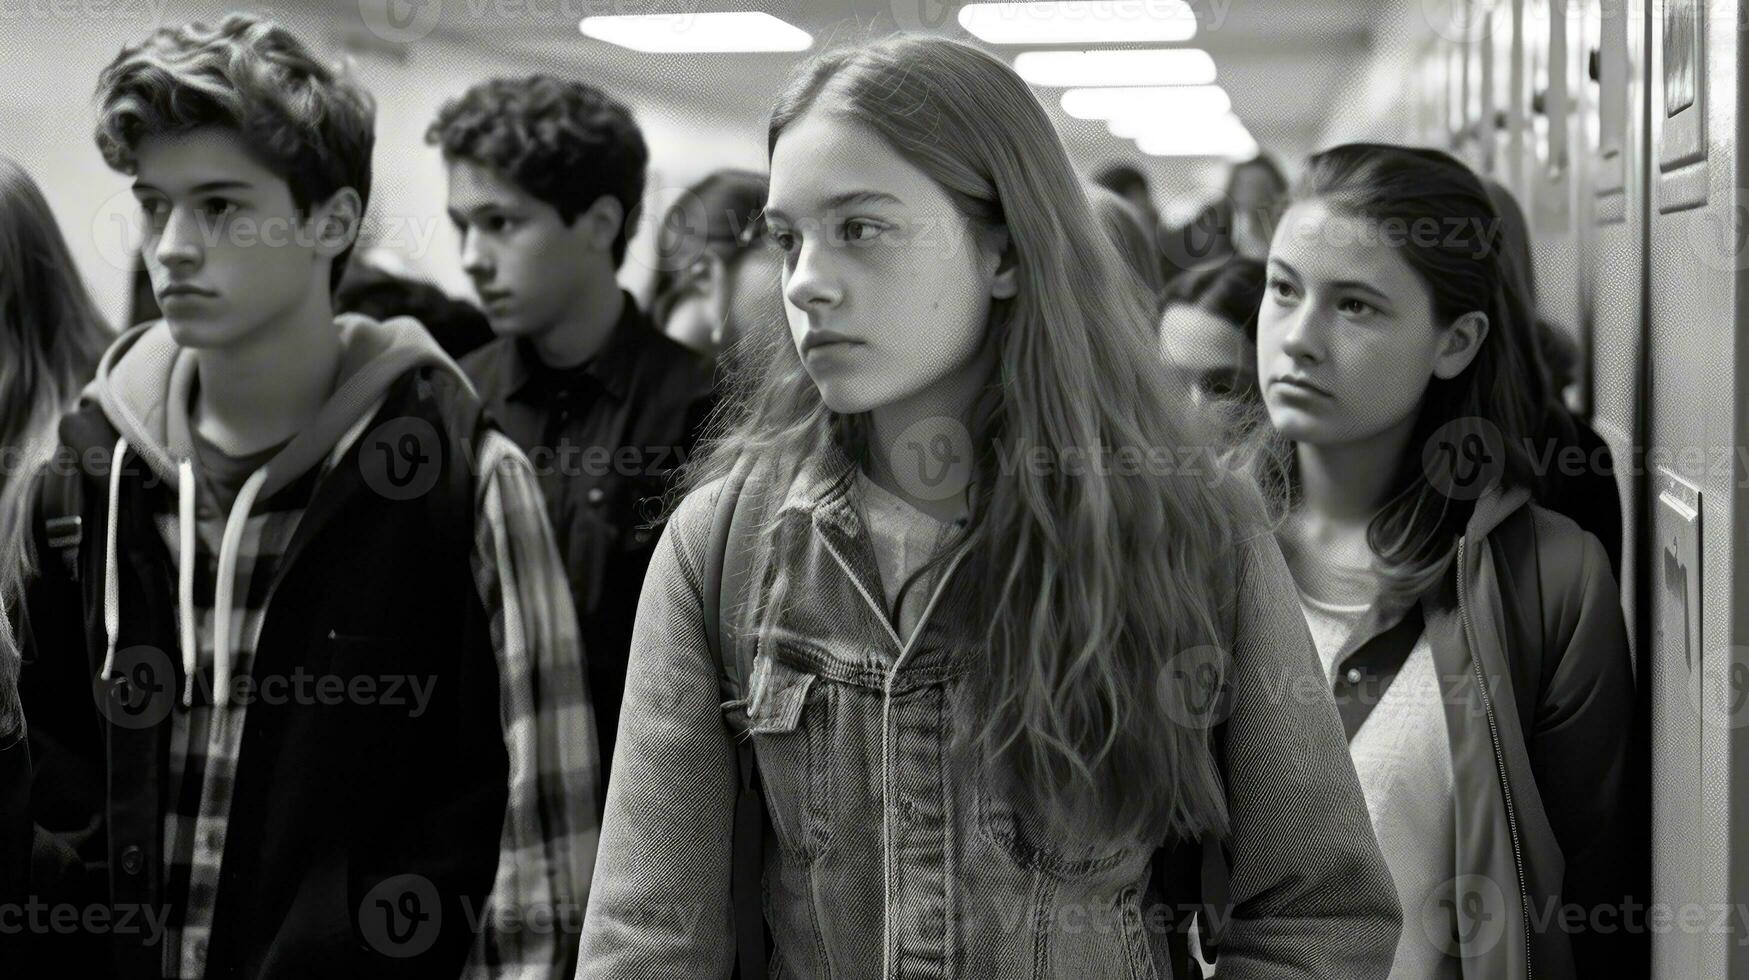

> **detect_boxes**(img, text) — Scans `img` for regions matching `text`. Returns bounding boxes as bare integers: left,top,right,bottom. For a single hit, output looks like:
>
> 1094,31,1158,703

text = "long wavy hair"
0,156,110,637
1251,144,1542,610
681,34,1247,844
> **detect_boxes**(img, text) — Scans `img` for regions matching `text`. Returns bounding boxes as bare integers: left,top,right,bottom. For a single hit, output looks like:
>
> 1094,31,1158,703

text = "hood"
91,313,467,497
1462,480,1534,543
87,314,470,707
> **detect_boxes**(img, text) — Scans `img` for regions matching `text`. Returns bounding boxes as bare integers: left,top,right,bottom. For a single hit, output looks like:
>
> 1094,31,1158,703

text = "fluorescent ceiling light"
1060,85,1231,121
959,1,1197,45
579,12,811,53
1013,49,1217,87
1127,113,1258,158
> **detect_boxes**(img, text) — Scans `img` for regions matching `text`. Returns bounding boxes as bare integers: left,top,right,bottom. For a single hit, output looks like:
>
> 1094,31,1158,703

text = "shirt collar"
506,289,650,405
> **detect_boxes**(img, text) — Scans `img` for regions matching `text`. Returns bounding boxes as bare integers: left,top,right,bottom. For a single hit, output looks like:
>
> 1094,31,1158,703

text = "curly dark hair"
93,13,377,292
427,75,648,267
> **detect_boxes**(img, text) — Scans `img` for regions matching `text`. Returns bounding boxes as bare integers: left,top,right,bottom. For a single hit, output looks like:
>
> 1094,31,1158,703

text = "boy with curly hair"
430,77,716,784
13,14,598,977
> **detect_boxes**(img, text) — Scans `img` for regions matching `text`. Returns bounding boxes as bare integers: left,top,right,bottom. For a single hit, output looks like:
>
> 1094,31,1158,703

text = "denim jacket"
581,452,1401,979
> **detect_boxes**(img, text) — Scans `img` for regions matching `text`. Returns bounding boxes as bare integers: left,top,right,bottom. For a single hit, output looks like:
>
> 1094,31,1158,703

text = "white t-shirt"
1296,572,1462,980
854,472,963,645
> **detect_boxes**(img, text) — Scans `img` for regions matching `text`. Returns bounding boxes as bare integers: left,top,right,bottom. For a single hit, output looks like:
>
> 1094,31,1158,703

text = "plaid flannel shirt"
158,427,598,978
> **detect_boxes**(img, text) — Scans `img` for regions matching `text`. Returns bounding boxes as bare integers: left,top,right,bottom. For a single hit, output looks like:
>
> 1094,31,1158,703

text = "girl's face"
1159,303,1257,436
765,108,1014,415
1257,198,1482,447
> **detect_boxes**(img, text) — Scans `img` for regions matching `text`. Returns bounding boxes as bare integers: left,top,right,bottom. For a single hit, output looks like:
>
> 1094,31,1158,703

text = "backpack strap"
1491,505,1547,738
36,457,84,581
703,462,768,980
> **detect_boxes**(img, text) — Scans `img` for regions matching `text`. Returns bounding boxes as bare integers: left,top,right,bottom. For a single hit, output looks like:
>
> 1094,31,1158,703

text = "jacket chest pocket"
746,654,838,862
974,770,1145,884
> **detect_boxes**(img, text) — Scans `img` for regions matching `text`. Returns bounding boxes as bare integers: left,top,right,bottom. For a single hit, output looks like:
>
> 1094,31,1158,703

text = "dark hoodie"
16,316,598,978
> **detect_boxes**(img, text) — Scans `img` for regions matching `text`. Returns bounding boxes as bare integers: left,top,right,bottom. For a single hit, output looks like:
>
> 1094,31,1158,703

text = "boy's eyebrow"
131,179,256,194
764,190,904,223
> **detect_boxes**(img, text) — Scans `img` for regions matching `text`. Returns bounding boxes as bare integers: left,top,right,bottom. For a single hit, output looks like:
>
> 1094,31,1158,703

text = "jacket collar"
505,289,649,405
775,442,862,537
1326,481,1535,664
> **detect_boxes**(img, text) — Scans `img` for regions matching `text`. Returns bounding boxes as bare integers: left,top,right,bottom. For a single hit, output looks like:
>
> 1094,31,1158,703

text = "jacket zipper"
1455,536,1533,978
817,525,968,980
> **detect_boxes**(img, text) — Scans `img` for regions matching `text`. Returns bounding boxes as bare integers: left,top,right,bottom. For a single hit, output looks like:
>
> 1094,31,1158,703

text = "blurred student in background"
651,169,776,362
334,255,495,360
1162,154,1289,284
1484,178,1622,579
432,75,717,785
1087,182,1166,303
1159,256,1265,445
0,155,111,916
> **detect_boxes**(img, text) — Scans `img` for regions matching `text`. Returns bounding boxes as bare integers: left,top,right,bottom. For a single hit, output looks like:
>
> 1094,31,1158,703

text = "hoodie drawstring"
98,436,129,683
96,437,266,712
178,461,197,707
211,468,269,708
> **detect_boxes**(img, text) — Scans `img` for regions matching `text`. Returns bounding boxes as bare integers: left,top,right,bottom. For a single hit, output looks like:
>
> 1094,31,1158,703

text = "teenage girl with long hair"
581,36,1400,978
1254,143,1642,979
0,156,110,721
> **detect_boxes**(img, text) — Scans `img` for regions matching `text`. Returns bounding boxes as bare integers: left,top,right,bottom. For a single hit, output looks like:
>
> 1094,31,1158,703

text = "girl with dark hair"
1255,142,1642,979
1160,255,1267,442
651,169,778,360
581,34,1400,980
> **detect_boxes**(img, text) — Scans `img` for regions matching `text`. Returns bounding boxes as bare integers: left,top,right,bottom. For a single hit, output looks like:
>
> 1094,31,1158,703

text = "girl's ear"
988,227,1018,300
1432,310,1490,379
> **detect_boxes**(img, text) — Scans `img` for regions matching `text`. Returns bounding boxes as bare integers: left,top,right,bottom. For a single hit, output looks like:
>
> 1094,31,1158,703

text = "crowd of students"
0,11,1645,980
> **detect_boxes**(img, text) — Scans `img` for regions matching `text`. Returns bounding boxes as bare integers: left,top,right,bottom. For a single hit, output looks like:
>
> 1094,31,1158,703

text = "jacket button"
1345,668,1363,685
120,845,144,875
586,487,606,505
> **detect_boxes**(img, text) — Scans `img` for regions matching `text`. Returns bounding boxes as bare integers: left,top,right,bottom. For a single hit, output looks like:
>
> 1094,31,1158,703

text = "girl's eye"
767,228,798,252
1267,277,1296,300
1338,297,1376,316
201,198,237,218
843,219,881,243
484,215,514,233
